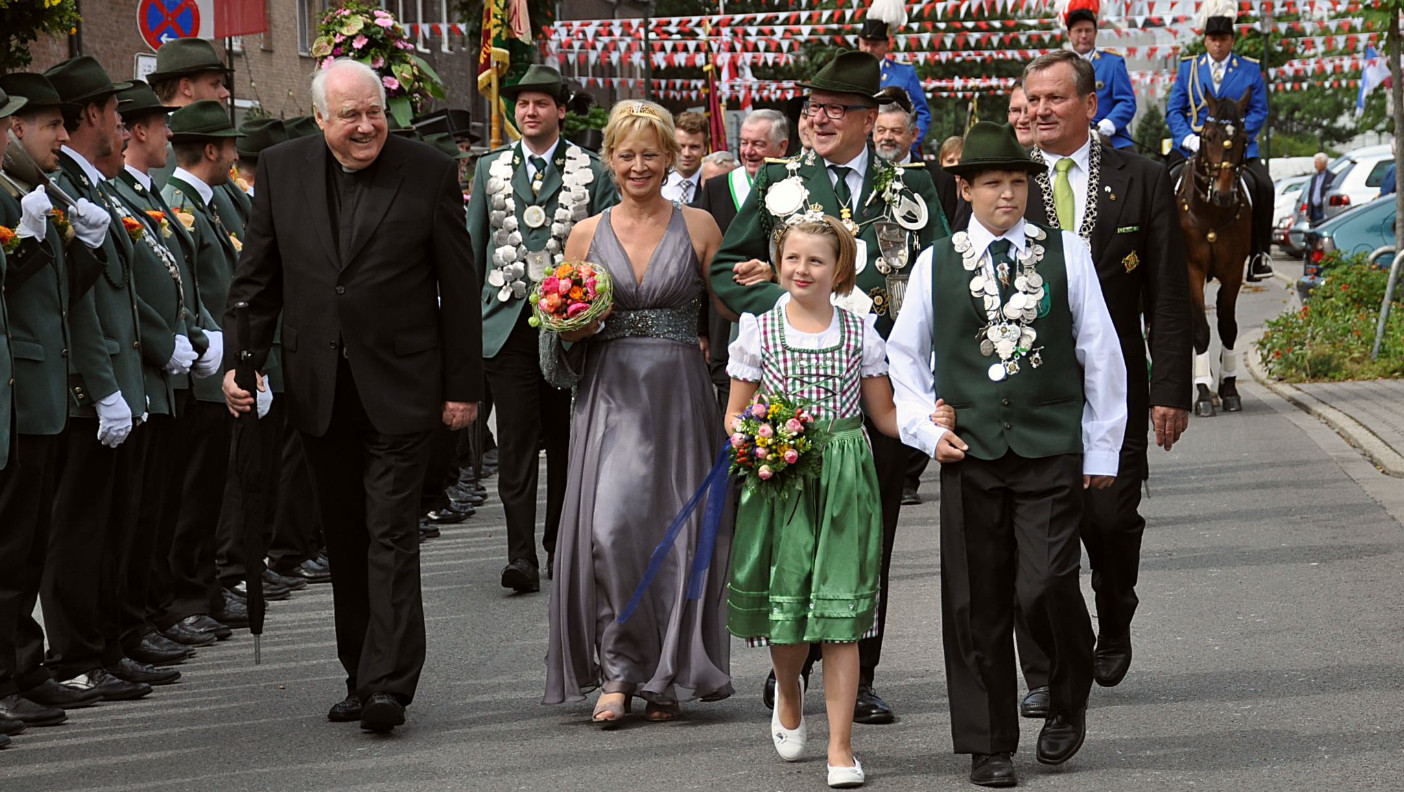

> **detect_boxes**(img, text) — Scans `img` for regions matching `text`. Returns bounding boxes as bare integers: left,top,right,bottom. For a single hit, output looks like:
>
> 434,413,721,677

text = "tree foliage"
0,0,80,74
1133,103,1170,161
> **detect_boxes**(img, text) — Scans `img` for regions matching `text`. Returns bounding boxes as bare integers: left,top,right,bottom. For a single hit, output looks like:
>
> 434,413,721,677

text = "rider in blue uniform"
1166,3,1275,281
857,2,930,159
1063,0,1136,150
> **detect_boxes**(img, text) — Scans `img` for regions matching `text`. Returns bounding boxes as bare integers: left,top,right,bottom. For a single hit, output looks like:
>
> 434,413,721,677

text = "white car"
1273,174,1312,228
1322,144,1396,220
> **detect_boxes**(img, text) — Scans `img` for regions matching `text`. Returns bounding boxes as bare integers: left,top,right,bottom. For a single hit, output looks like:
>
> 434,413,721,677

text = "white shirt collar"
124,165,153,190
1207,53,1230,67
62,145,106,187
666,169,700,187
966,216,1029,261
824,145,870,180
1043,134,1092,177
171,167,214,205
521,137,560,165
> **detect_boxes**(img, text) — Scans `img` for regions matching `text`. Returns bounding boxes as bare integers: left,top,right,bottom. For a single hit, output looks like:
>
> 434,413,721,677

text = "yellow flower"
229,233,243,253
175,211,196,231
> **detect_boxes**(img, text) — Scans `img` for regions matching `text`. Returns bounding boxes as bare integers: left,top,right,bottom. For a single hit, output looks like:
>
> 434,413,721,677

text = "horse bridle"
1182,114,1247,245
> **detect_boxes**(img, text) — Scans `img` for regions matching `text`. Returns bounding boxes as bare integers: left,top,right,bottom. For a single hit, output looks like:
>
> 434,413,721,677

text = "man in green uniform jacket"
708,50,948,724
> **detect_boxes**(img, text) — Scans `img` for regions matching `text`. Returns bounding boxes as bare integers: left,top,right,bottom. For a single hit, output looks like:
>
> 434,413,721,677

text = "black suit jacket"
1306,170,1334,223
1026,143,1193,476
225,134,483,437
693,172,742,232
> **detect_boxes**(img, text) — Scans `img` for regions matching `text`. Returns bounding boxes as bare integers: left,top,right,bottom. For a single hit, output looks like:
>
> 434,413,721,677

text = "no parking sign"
136,0,203,52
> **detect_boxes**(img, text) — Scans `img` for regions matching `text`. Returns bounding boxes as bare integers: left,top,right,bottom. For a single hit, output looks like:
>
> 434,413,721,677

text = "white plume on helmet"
867,0,908,28
1199,0,1238,27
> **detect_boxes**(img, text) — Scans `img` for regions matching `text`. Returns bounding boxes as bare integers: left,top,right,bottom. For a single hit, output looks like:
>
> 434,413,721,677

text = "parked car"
1322,144,1395,220
1273,173,1312,227
1298,194,1398,300
1277,181,1310,257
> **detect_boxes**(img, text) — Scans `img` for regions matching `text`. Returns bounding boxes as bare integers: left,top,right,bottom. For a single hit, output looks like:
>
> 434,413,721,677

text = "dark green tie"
988,238,1013,295
529,156,547,195
829,165,852,211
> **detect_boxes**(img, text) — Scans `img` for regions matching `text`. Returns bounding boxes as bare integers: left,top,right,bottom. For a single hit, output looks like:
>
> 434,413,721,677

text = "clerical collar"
172,167,214,205
125,164,153,190
62,145,106,186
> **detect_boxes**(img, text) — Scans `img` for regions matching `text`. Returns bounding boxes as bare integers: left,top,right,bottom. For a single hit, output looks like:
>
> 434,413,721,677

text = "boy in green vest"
887,122,1126,788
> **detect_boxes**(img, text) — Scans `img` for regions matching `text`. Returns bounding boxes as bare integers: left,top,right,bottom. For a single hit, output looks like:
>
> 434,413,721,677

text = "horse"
1176,91,1254,417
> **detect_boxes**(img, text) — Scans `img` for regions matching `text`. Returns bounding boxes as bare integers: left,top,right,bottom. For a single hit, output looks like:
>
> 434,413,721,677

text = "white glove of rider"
1181,134,1201,154
167,334,198,375
192,329,223,379
94,391,133,449
1096,119,1115,138
18,186,52,240
256,381,273,419
70,197,112,249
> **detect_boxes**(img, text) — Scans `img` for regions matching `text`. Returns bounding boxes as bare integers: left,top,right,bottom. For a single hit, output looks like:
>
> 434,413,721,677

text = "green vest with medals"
927,224,1084,461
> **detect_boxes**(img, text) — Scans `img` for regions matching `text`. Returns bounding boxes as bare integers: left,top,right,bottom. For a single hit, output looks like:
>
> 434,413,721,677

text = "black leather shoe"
1093,635,1132,687
1020,686,1050,719
1246,253,1274,283
61,669,153,701
162,620,218,647
328,694,363,722
1036,707,1086,765
277,559,331,584
264,568,308,592
970,753,1017,787
0,713,25,735
901,486,921,505
853,684,895,724
419,523,440,541
228,580,292,601
359,692,405,732
22,678,100,710
182,615,232,641
501,559,540,593
762,668,811,710
213,596,250,628
107,657,181,686
126,633,191,666
0,733,8,748
0,693,66,726
423,503,474,525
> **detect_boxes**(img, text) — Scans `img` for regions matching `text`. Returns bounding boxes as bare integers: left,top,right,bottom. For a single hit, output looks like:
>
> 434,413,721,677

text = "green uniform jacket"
57,153,147,420
466,140,618,359
709,147,948,339
164,174,241,404
0,247,13,470
108,178,187,417
0,176,78,435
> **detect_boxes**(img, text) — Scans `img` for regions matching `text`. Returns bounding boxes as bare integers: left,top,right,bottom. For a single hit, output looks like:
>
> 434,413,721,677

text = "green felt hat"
500,64,568,105
169,100,243,142
284,115,322,139
945,122,1044,177
0,88,27,120
44,56,131,107
117,81,177,120
148,38,233,82
423,132,469,160
798,50,881,99
0,73,68,110
236,118,286,159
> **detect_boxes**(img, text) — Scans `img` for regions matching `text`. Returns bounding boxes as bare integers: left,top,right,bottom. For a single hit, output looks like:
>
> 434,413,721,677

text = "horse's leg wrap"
1194,351,1214,387
1220,347,1239,381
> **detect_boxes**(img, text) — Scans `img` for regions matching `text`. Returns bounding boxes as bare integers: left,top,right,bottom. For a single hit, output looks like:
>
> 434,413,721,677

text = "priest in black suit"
1015,50,1193,714
223,59,482,733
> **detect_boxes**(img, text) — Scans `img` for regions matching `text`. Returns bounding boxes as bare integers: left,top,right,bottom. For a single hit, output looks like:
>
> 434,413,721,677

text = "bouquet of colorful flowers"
313,1,446,127
528,262,614,334
728,393,826,498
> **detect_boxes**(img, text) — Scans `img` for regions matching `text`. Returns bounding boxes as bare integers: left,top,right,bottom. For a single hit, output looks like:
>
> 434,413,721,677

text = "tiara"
784,206,831,227
627,102,660,120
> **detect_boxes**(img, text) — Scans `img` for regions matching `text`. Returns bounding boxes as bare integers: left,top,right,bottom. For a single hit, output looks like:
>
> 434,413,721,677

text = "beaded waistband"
596,298,701,345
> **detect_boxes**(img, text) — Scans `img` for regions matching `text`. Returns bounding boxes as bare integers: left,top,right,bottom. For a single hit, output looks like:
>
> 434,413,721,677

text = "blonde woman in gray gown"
543,100,733,724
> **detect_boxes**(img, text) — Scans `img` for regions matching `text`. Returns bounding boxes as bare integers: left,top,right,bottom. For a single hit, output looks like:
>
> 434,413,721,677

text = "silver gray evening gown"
543,206,733,706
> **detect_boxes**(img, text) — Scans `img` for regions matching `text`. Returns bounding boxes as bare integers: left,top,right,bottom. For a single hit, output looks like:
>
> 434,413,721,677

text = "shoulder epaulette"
897,161,926,169
1241,55,1259,64
764,156,798,164
1180,54,1195,61
1100,48,1122,58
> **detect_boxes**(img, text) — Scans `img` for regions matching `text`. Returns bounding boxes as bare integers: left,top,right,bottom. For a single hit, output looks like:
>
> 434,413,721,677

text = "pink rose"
540,276,559,294
585,282,597,299
758,465,773,481
567,302,590,318
376,17,395,28
754,447,767,459
557,278,573,295
730,433,746,449
799,411,814,424
785,418,803,433
750,403,767,418
382,76,400,91
353,34,369,49
757,424,774,439
783,449,799,464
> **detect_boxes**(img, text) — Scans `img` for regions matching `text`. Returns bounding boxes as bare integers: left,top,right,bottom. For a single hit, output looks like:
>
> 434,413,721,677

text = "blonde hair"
775,216,858,296
602,100,680,171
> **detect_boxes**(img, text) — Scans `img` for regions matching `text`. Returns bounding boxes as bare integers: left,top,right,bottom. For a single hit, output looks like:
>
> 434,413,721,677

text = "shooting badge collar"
953,223,1049,382
485,142,593,302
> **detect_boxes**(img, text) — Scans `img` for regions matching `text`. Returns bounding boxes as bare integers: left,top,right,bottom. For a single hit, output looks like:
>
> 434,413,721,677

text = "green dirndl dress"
726,303,884,646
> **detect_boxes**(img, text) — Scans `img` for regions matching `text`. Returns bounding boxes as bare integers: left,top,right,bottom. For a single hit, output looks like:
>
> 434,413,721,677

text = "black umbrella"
232,301,269,663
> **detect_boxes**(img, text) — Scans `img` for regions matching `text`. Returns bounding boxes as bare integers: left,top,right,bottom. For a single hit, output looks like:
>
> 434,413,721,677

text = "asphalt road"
4,274,1403,792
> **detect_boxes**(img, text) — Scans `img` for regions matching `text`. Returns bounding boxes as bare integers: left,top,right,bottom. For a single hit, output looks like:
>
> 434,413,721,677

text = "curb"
1243,329,1404,478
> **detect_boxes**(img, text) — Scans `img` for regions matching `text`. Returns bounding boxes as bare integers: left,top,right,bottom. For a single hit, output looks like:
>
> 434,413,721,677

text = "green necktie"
988,238,1013,295
829,165,852,211
1053,157,1075,232
529,155,547,195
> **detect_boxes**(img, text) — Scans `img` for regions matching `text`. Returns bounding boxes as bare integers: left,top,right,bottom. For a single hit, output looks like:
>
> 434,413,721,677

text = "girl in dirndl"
723,215,903,790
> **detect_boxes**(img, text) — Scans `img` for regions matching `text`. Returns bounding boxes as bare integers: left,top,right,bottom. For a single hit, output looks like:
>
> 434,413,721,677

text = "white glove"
18,186,52,240
192,329,223,379
1097,119,1116,138
70,197,112,249
1181,134,1201,154
167,334,198,374
256,382,273,419
94,392,133,448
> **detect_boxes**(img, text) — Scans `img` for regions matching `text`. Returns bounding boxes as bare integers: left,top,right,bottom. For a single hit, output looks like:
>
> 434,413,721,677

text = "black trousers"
419,424,461,513
159,399,230,627
127,413,176,649
216,396,288,591
1016,464,1146,689
266,425,324,571
905,445,930,491
939,452,1093,755
483,311,570,567
300,358,432,703
43,419,148,680
0,433,60,697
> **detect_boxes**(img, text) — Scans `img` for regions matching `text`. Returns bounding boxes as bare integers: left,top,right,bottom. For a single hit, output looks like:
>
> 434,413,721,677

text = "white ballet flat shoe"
770,676,806,761
827,757,866,788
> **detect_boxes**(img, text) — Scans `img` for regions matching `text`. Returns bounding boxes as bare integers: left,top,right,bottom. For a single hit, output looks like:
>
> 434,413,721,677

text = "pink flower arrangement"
375,16,395,28
758,466,774,481
783,449,799,464
313,1,446,125
727,394,826,499
786,418,804,433
757,424,774,439
528,262,615,334
382,76,400,91
353,34,369,49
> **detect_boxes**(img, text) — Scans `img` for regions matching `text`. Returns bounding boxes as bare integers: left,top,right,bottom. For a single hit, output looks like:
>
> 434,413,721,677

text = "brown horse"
1176,91,1253,416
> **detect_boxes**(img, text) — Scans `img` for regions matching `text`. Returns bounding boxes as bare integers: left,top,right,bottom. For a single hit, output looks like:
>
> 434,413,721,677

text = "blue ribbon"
617,444,731,624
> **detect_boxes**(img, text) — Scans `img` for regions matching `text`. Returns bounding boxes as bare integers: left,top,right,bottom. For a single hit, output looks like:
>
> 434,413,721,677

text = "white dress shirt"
125,164,153,191
823,146,869,212
62,145,107,187
521,138,560,181
171,167,215,206
662,169,702,204
1040,135,1092,232
886,217,1127,476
